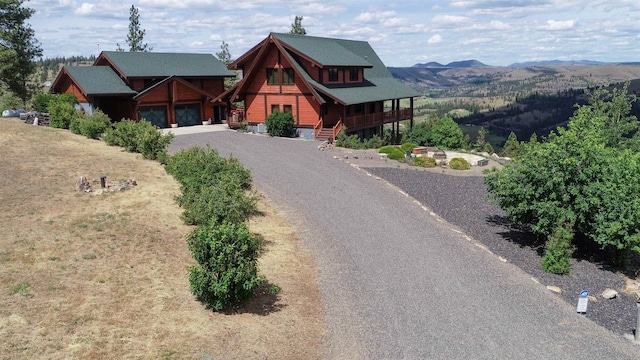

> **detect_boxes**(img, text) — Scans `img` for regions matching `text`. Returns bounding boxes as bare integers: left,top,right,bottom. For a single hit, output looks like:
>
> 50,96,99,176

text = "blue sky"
27,0,640,67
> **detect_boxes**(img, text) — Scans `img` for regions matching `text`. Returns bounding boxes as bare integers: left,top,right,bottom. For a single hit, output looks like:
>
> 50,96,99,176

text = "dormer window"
328,68,338,82
350,68,359,81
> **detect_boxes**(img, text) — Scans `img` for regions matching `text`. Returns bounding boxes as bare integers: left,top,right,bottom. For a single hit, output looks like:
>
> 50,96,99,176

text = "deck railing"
343,108,412,130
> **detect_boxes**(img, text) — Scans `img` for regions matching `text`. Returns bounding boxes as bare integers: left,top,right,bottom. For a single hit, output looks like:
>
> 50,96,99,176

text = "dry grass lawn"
0,118,324,359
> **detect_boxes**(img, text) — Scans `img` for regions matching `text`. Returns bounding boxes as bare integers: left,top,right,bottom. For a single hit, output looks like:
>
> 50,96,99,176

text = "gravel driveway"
169,131,640,359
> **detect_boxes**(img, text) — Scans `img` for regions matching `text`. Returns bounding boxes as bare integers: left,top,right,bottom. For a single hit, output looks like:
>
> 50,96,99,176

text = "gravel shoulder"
347,151,640,338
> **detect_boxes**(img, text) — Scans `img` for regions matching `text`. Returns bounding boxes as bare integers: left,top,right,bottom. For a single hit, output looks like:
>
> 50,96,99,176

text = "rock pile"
76,176,137,195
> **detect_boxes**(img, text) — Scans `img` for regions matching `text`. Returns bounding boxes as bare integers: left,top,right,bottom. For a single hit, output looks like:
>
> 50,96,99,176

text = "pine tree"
215,41,232,66
125,5,151,52
289,16,306,35
0,0,43,105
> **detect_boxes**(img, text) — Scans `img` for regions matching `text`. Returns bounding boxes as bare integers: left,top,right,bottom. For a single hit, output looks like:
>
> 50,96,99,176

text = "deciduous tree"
485,83,640,273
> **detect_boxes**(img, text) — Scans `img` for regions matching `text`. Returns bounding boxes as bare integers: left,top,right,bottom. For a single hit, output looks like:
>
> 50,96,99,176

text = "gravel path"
365,166,639,337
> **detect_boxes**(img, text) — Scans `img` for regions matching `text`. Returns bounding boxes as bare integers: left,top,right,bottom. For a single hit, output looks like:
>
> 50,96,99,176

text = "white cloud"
74,3,94,15
544,19,576,30
427,34,443,44
355,11,398,23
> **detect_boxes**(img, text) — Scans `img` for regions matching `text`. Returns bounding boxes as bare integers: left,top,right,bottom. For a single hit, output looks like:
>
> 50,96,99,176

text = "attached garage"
175,104,201,127
138,106,168,128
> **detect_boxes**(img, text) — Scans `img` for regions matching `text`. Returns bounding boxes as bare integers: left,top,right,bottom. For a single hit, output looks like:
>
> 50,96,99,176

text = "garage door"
138,106,167,128
175,104,201,127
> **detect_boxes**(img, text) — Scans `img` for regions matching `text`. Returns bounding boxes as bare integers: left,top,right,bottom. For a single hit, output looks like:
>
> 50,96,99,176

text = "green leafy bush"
70,110,112,139
103,119,140,151
430,117,464,149
265,111,294,137
412,156,436,168
335,131,384,149
379,145,405,160
187,222,264,311
166,146,257,226
32,92,54,113
364,134,383,149
449,157,471,170
541,220,574,275
48,100,78,129
103,119,173,162
485,83,640,272
405,121,432,146
400,142,418,153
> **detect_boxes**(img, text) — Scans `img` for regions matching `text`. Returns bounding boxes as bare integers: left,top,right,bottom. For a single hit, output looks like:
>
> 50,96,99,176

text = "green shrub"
412,156,436,168
103,119,173,162
265,111,294,137
405,121,432,146
379,146,405,160
400,142,418,153
48,100,78,129
187,222,264,311
364,134,383,149
69,117,82,134
449,157,471,170
103,119,140,151
165,146,252,191
32,92,55,112
166,146,257,225
77,110,111,139
541,221,574,275
177,183,258,226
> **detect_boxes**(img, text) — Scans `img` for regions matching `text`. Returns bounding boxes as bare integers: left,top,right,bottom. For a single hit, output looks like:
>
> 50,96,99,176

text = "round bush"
449,157,471,170
400,142,418,153
187,222,264,311
379,146,405,160
265,111,294,137
412,156,436,168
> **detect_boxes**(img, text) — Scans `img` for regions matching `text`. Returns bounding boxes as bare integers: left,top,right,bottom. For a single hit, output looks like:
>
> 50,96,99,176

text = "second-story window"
328,68,338,82
282,68,295,85
350,68,359,81
267,69,278,85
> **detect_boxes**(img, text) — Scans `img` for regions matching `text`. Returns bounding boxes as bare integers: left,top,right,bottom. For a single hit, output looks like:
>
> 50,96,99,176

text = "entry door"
138,106,167,128
175,104,201,127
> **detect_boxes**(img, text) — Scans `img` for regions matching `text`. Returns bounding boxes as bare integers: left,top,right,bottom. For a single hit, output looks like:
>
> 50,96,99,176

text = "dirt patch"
0,118,324,359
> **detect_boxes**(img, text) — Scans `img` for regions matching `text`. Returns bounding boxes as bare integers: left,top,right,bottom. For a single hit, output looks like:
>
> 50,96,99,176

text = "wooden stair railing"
313,119,322,139
332,118,343,141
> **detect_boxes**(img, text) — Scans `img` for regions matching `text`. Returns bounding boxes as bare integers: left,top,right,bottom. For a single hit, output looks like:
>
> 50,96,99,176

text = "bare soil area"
0,118,324,359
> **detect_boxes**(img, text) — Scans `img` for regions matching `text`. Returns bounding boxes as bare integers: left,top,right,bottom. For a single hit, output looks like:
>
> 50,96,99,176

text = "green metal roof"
101,51,236,77
65,66,137,95
275,33,419,105
273,33,373,67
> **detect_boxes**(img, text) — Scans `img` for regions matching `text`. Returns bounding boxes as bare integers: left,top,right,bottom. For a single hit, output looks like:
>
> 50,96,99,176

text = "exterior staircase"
316,128,335,142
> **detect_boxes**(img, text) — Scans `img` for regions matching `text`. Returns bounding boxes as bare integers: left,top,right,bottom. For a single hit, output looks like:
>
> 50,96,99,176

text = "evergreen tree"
124,5,151,52
289,15,306,35
501,131,521,158
215,41,232,66
0,0,43,105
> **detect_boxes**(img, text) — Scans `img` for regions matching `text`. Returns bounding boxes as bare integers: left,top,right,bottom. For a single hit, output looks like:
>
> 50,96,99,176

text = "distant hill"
509,60,611,68
412,60,488,68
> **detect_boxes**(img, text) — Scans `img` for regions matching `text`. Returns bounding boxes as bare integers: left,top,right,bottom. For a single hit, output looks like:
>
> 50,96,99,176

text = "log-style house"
51,51,235,128
216,33,420,139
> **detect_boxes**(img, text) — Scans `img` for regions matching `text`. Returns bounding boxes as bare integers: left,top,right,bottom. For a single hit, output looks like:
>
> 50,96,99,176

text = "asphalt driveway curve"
169,130,640,359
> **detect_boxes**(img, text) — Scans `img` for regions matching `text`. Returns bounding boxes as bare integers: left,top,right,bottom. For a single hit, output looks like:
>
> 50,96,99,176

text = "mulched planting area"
365,166,639,337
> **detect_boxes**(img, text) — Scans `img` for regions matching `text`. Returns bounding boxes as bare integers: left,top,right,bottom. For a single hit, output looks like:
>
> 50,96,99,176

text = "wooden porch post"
410,97,414,129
